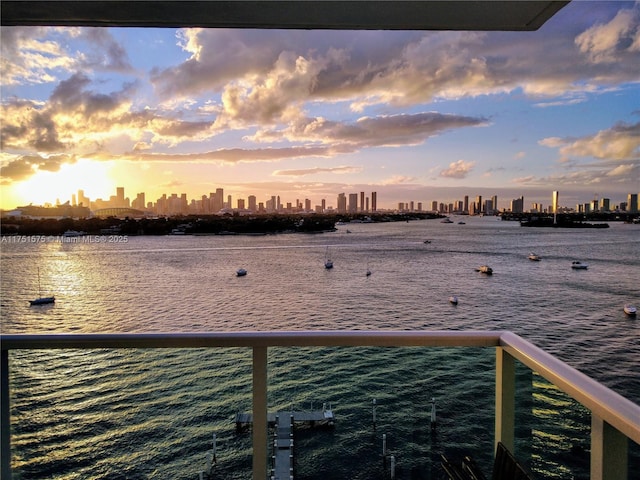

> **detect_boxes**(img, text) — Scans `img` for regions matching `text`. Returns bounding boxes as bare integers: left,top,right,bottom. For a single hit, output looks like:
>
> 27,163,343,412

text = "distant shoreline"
0,212,443,237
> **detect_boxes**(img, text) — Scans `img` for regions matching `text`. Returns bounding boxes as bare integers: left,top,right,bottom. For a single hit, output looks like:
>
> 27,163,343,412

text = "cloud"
440,160,476,179
381,175,417,185
273,166,361,176
0,154,76,183
1,27,133,87
540,121,640,161
575,5,640,63
115,146,335,164
150,4,640,121
252,112,488,148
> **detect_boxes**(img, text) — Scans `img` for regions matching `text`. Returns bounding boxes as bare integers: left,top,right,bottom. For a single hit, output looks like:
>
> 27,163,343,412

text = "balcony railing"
2,330,639,480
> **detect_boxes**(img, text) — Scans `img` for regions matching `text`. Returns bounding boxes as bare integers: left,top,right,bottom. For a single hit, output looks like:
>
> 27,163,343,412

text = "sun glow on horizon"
11,160,115,207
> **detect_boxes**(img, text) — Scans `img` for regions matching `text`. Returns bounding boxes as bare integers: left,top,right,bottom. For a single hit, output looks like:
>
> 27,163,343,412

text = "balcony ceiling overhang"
1,1,569,30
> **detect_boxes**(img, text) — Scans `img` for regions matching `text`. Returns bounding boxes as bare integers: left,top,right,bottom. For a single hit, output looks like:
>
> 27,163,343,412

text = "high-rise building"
475,195,482,215
360,192,365,212
431,200,438,212
337,193,347,213
132,192,146,210
600,198,610,212
492,195,498,213
348,193,358,213
248,195,257,212
116,187,125,207
371,192,377,212
464,195,469,214
213,188,224,212
552,191,559,213
511,196,524,213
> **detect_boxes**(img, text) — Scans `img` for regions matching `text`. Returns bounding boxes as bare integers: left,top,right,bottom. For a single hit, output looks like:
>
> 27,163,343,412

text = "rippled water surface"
2,217,639,479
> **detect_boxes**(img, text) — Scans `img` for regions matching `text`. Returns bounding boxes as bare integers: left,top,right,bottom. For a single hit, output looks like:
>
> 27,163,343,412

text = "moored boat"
571,261,588,270
324,247,333,269
623,304,637,317
236,268,247,276
476,265,493,274
528,252,541,261
29,267,55,305
29,296,55,306
448,295,458,305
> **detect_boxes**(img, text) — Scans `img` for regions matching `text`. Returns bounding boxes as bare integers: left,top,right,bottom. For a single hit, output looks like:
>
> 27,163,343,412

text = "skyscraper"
628,193,638,213
348,193,358,213
371,192,377,212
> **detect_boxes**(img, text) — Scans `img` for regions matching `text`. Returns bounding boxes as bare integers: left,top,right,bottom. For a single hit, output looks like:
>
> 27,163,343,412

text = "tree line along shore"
0,212,443,236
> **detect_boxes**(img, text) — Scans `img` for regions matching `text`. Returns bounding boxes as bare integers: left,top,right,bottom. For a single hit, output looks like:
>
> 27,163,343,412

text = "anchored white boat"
571,261,588,270
528,252,541,261
623,304,637,317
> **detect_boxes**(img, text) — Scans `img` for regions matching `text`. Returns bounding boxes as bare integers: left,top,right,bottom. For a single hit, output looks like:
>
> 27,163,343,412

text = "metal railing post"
495,346,515,453
252,346,268,480
1,348,11,479
591,414,628,480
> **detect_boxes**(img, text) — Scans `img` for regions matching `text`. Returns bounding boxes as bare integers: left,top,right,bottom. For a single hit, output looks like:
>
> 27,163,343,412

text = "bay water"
2,217,639,479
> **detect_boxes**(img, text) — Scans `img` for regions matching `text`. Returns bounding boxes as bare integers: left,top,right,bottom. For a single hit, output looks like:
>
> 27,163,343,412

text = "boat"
236,268,247,276
63,229,85,237
448,295,458,305
476,265,493,274
458,221,466,225
423,240,431,244
29,268,55,306
324,247,333,269
528,252,541,261
571,261,588,270
440,217,454,223
623,304,637,317
366,261,371,277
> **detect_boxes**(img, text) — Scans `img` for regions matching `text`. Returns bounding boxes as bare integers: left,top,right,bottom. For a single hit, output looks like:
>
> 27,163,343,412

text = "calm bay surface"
2,217,639,479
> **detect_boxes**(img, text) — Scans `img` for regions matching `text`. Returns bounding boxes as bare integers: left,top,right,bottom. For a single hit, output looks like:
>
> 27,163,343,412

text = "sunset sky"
1,1,639,211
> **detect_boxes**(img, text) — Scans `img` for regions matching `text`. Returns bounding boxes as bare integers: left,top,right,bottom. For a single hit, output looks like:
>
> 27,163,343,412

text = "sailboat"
29,268,55,305
324,247,333,269
366,261,371,277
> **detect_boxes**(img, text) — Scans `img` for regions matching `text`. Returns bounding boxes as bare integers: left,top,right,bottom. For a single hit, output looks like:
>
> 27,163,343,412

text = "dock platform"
235,408,335,429
235,406,335,480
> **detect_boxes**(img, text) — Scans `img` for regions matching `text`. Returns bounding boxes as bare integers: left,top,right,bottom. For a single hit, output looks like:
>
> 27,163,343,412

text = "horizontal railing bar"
500,331,640,445
2,330,638,446
0,330,504,349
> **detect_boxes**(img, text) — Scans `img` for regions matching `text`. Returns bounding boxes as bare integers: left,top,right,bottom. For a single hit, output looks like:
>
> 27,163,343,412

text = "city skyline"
14,184,637,217
1,2,639,210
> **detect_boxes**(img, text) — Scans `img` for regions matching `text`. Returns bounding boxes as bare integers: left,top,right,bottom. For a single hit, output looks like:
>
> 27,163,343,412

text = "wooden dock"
271,413,294,480
234,406,335,480
235,407,335,429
